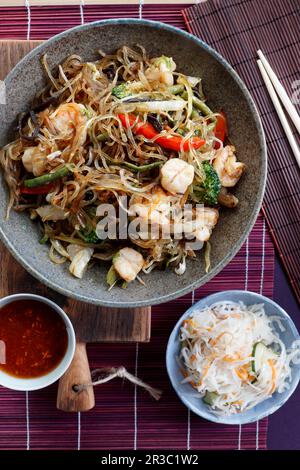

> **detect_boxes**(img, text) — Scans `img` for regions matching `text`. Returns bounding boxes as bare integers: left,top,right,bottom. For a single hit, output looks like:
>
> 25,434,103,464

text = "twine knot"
116,366,126,378
73,366,162,401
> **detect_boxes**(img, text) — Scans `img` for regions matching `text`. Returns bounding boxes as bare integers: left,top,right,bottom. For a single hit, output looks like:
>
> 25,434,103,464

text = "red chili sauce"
0,299,68,378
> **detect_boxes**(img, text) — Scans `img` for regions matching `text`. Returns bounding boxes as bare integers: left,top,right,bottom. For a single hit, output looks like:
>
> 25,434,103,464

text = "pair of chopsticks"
257,50,300,168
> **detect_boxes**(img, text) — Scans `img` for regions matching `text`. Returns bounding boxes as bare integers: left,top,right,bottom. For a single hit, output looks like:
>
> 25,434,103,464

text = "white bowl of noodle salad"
166,290,300,424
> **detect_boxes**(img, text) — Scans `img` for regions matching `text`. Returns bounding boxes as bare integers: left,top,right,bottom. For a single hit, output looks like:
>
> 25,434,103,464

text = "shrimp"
22,104,88,176
160,158,194,195
113,247,144,282
145,56,176,86
213,145,245,187
44,103,89,152
49,103,87,137
217,187,239,208
129,186,172,227
22,146,47,176
175,207,219,242
193,207,219,242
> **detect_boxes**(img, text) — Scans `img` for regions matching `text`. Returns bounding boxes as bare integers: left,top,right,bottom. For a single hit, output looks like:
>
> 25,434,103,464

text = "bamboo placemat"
183,0,300,304
0,1,273,450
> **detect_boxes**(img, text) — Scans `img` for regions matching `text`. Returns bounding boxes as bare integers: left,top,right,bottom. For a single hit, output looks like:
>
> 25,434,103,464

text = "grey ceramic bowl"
166,290,300,425
0,19,266,307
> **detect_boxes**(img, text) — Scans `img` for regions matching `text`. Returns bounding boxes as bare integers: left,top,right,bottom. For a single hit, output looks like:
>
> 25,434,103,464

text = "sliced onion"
49,243,67,264
36,205,69,221
186,76,201,87
50,239,70,258
66,244,83,260
47,150,62,161
135,100,186,112
175,257,186,275
69,247,94,279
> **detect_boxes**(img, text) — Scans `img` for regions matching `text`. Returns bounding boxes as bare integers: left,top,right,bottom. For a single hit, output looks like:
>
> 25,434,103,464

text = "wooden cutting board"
0,40,151,411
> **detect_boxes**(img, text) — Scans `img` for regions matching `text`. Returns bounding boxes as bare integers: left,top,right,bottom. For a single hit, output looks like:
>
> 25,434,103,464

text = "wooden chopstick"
1,0,195,6
257,50,300,135
257,59,300,169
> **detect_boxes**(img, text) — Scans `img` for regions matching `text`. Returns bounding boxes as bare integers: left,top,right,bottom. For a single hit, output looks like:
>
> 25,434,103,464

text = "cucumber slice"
252,342,277,375
202,391,218,406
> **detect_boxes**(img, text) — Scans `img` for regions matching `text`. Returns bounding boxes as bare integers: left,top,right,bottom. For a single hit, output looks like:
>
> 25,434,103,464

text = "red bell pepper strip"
118,113,205,152
20,182,55,195
214,111,228,149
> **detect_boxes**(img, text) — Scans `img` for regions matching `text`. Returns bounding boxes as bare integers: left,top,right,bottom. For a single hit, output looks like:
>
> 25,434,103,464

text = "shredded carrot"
223,353,242,363
180,367,188,378
210,331,228,347
231,400,243,406
231,313,241,319
235,365,249,382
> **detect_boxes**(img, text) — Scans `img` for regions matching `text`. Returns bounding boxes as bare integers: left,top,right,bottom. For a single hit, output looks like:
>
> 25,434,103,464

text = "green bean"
96,132,109,142
168,84,185,95
121,161,163,173
24,164,74,188
182,91,214,117
106,265,119,288
191,108,200,119
103,154,163,173
39,233,49,244
192,96,214,116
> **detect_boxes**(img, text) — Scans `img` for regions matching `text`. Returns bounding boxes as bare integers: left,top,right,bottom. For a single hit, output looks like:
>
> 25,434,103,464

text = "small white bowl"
0,293,76,391
166,290,300,425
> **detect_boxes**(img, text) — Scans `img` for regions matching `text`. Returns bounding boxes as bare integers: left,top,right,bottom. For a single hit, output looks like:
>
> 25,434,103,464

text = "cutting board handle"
57,342,95,412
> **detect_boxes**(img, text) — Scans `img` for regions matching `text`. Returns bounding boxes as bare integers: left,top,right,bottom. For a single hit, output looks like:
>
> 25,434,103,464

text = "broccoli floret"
86,62,100,80
152,56,176,72
193,162,221,206
82,106,93,119
79,228,99,244
112,81,144,99
112,83,129,99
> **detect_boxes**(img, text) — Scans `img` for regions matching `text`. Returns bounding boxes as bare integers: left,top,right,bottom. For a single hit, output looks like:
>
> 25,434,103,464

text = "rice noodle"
0,45,244,284
179,300,300,415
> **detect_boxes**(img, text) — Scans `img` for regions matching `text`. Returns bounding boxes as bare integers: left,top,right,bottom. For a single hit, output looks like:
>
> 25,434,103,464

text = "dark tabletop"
269,256,300,450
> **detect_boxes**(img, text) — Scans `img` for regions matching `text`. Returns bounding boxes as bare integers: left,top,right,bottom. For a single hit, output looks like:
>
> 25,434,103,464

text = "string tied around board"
72,366,162,401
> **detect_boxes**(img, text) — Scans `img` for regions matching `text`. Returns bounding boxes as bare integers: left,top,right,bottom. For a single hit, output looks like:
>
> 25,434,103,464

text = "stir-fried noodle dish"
0,46,245,288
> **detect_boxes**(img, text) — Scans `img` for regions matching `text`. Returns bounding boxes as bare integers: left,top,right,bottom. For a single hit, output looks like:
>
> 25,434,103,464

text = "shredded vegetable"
179,301,300,415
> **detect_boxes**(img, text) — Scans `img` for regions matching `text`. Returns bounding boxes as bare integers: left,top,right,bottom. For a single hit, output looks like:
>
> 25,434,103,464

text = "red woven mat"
0,3,274,450
183,0,300,303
